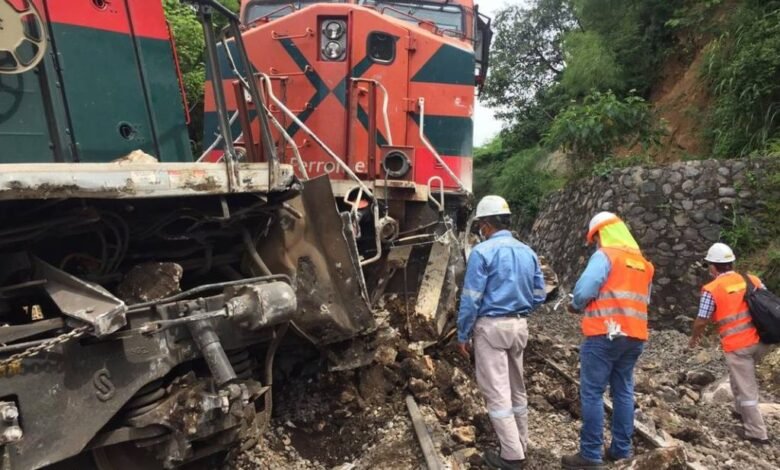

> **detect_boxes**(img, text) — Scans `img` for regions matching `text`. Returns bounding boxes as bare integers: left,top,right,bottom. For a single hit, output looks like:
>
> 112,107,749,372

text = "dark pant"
579,335,644,462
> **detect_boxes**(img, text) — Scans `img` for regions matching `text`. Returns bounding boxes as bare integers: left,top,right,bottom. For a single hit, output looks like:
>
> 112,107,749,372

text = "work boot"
603,445,631,462
561,453,606,469
484,450,524,469
736,429,771,445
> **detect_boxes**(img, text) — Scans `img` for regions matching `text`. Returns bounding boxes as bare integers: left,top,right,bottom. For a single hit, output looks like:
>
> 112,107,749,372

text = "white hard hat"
475,195,511,219
586,211,620,244
704,243,736,263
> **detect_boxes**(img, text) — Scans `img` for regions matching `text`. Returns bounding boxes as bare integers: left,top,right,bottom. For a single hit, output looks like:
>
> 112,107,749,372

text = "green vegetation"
477,0,780,229
473,140,564,228
163,0,240,148
544,91,661,166
703,1,780,158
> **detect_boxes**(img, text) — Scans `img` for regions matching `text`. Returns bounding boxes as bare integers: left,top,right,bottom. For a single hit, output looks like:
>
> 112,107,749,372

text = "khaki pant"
474,316,529,461
725,342,771,440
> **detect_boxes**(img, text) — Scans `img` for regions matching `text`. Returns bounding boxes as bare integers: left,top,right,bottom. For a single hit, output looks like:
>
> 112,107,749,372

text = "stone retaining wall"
526,159,776,324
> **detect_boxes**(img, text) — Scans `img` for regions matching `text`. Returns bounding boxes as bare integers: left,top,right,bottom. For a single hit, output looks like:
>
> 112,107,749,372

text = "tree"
163,0,240,148
481,0,579,123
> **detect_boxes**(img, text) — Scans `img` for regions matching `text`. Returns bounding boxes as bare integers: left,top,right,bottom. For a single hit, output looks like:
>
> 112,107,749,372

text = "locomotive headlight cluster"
320,18,347,61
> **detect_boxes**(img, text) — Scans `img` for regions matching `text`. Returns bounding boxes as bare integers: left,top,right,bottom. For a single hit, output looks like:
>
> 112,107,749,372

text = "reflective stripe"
463,288,483,300
596,290,649,303
488,408,514,419
585,307,648,321
719,321,754,337
512,405,528,415
740,399,758,407
716,310,751,327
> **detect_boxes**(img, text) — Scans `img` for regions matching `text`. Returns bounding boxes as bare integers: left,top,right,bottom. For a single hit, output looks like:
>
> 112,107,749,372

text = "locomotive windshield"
244,0,346,23
360,0,465,33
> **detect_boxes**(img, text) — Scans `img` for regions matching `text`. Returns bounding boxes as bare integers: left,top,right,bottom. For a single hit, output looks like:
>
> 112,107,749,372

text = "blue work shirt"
571,250,611,311
571,249,652,311
457,230,546,343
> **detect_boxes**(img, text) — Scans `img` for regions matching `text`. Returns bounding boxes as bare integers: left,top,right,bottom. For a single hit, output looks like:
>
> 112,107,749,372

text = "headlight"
323,41,344,60
324,21,344,40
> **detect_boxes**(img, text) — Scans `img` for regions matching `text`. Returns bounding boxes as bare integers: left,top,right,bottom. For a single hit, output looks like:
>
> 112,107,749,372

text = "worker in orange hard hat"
562,212,654,469
688,243,771,445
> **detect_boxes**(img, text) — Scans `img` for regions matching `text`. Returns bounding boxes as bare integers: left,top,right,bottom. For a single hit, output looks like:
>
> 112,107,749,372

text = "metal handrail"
350,78,393,146
417,98,467,192
257,73,375,199
218,35,308,179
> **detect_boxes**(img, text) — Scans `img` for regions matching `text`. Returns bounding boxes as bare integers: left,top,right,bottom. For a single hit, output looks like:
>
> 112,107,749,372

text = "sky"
473,0,527,146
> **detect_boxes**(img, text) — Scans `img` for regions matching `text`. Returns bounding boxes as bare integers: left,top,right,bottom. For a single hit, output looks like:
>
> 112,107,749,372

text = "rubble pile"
234,299,780,469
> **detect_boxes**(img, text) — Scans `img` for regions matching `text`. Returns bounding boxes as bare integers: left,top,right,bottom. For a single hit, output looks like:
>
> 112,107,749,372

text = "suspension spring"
227,348,254,380
123,379,167,420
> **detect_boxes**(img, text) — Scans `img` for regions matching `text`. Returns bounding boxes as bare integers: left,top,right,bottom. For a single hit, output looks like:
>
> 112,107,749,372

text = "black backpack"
741,273,780,344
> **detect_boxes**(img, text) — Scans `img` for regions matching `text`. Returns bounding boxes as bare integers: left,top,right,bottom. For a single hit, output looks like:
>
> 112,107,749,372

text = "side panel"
46,0,158,162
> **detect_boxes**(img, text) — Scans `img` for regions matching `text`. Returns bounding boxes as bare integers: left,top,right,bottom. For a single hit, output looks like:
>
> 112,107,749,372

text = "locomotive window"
244,0,345,24
361,0,464,33
368,32,395,63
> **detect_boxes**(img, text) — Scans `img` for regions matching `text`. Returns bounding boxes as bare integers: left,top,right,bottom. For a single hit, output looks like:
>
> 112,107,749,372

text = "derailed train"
0,0,491,468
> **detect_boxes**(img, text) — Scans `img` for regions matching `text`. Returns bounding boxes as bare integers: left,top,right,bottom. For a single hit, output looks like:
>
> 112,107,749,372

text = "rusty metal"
34,257,126,336
0,401,22,445
254,176,375,344
233,80,260,162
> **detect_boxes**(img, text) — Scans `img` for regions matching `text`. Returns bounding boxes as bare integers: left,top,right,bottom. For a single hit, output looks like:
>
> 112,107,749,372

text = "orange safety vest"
582,247,654,340
702,272,761,353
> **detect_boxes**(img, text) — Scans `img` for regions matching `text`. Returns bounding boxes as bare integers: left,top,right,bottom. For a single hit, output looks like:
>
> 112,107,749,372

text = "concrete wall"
527,159,776,325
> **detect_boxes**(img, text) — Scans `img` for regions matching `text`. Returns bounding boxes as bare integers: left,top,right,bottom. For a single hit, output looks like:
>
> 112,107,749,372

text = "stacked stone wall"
526,159,777,324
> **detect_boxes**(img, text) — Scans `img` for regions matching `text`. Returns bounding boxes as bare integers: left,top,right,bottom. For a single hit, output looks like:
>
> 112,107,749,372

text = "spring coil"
124,379,167,420
227,348,254,380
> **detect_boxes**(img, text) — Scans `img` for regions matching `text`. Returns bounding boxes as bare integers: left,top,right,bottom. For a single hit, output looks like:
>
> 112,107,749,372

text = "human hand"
457,342,471,359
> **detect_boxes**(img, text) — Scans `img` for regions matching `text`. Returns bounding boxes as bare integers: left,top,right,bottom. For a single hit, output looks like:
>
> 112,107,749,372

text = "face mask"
478,224,487,240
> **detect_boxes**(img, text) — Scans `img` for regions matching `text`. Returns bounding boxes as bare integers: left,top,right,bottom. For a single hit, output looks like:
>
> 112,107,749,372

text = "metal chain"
0,325,91,369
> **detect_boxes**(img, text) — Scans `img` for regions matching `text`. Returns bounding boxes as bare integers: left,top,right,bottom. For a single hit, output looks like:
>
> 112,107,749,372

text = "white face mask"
478,223,487,240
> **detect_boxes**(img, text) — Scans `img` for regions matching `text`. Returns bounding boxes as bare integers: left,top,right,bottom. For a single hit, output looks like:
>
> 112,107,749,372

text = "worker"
688,242,771,444
457,195,546,470
562,212,654,470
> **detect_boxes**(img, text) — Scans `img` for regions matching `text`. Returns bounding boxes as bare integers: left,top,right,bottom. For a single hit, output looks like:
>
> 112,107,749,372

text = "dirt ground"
231,296,780,469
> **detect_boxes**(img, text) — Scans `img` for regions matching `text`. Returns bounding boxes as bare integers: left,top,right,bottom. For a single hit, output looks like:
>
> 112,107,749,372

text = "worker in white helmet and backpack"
689,242,771,445
457,195,546,470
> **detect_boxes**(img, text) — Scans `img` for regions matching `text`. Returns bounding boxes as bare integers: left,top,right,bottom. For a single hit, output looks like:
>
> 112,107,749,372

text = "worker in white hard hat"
563,212,654,470
457,195,546,470
689,242,771,444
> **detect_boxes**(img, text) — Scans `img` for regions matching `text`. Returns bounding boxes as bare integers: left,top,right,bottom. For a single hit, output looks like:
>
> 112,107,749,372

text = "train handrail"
417,98,468,193
218,36,309,179
350,78,393,146
257,73,375,199
427,176,445,213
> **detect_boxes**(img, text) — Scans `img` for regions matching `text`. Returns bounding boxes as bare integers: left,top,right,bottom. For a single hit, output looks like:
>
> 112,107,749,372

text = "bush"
543,90,662,165
703,2,780,157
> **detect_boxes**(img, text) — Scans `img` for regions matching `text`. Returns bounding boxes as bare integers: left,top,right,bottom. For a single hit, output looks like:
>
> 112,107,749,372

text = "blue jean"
579,335,644,462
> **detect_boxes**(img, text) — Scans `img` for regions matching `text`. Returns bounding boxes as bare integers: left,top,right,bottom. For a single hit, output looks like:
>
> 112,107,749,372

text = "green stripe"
411,44,474,85
136,37,192,162
411,114,473,157
49,24,157,162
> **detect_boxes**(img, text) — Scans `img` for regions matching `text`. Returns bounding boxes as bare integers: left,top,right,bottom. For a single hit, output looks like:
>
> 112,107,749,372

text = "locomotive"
0,0,490,468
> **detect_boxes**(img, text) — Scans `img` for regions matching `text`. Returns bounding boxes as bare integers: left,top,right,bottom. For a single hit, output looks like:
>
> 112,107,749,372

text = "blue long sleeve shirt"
457,230,546,343
571,250,612,311
571,249,653,311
